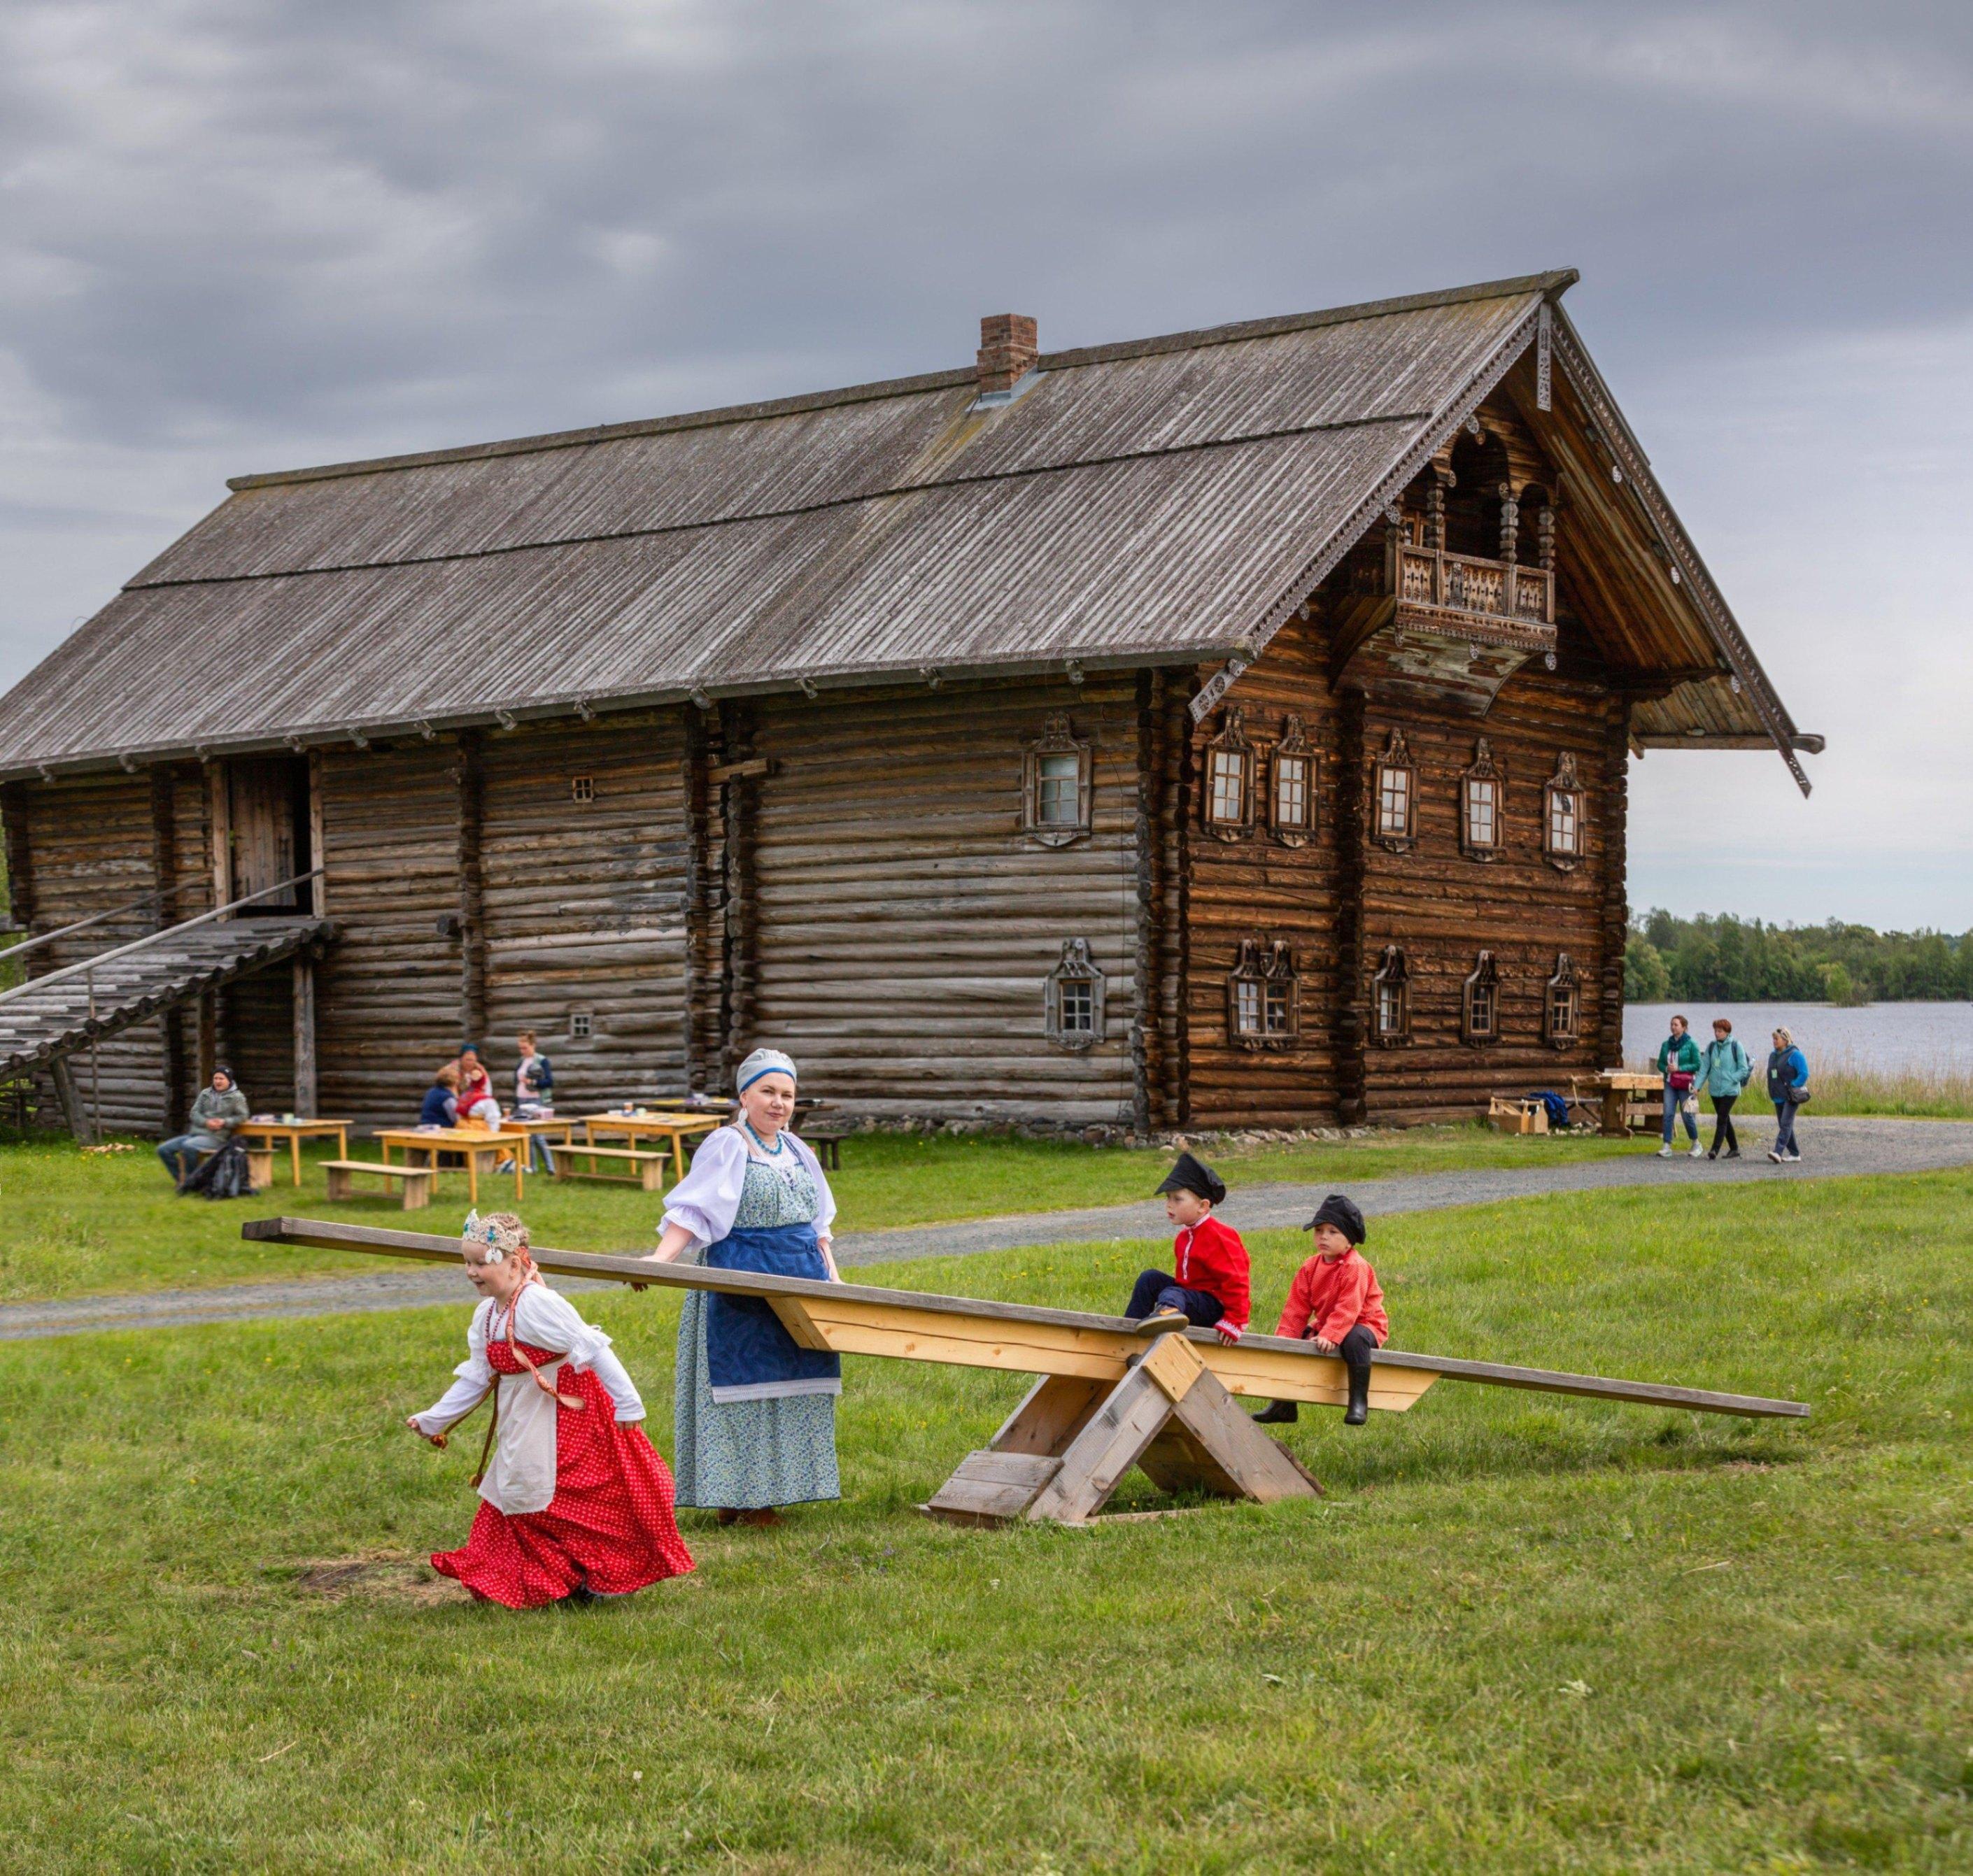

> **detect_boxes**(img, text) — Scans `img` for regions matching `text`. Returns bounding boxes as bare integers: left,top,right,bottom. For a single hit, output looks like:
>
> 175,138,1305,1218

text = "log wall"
15,773,176,1135
1180,621,1347,1128
480,716,691,1112
3,642,1630,1137
1353,679,1617,1123
1176,609,1620,1128
314,741,467,1129
747,676,1140,1123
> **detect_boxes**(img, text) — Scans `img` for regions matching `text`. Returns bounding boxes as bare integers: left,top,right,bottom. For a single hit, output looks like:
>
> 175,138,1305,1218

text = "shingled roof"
0,269,1812,786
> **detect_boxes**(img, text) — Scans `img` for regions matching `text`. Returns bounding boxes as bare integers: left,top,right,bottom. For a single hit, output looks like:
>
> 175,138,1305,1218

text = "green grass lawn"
1,1123,1659,1305
1,1172,1967,1870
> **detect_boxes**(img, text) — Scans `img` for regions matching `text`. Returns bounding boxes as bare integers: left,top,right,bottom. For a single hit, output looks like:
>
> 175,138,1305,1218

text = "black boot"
1250,1398,1298,1425
1343,1365,1370,1426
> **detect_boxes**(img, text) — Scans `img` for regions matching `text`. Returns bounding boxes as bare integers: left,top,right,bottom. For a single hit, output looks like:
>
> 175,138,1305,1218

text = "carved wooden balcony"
1331,544,1558,717
1390,544,1554,642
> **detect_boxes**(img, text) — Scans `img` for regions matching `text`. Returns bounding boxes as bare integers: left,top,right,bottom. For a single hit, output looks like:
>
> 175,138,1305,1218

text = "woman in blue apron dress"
648,1049,841,1526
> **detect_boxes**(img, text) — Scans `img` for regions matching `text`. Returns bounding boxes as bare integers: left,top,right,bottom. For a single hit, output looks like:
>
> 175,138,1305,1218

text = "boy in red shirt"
1124,1152,1249,1345
1253,1193,1387,1428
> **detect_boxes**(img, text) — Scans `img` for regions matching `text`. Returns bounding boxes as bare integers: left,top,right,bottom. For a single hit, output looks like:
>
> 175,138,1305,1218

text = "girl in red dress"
407,1211,694,1607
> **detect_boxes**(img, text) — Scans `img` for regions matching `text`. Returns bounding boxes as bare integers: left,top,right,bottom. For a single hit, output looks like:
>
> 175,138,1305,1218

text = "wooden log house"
0,271,1818,1135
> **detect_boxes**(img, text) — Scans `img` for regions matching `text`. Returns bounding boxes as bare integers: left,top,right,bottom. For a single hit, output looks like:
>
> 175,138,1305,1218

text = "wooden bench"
551,1142,671,1191
244,1147,275,1192
795,1118,852,1170
246,1217,1811,1530
323,1159,437,1210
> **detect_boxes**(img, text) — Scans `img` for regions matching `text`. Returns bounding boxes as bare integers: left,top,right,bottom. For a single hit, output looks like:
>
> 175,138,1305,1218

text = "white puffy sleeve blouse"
411,1281,645,1430
659,1124,838,1253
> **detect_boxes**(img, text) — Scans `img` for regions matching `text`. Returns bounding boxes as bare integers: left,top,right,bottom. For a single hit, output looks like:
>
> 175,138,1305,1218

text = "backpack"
177,1139,254,1200
1523,1091,1571,1131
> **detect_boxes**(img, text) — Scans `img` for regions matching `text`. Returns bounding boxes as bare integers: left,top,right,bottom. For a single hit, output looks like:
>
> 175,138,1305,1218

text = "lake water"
1624,1002,1973,1075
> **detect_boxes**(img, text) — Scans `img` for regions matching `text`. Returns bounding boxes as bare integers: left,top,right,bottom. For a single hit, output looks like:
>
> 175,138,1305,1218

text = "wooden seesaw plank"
241,1216,1809,1421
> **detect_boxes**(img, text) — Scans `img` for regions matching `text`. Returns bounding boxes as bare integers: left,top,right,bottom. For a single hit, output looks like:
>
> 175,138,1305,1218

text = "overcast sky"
4,0,1969,929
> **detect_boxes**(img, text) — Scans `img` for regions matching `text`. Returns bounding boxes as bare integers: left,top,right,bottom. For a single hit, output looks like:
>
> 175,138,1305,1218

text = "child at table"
1252,1193,1387,1428
406,1210,694,1607
1122,1151,1250,1344
418,1063,460,1130
454,1044,501,1129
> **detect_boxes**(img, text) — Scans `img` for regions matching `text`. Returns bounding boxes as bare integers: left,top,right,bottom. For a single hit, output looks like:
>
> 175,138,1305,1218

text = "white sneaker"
1767,1149,1782,1163
1689,1145,1706,1158
1657,1145,1674,1158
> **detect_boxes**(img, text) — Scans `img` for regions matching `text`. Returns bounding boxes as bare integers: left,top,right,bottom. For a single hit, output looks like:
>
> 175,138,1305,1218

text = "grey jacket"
188,1085,250,1142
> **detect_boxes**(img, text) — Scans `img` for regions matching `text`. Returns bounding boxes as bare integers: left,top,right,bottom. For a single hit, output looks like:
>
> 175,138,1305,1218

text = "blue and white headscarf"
735,1047,798,1094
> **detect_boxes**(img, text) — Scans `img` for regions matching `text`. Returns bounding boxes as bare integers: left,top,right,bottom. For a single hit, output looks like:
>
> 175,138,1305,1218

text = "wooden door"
227,758,302,909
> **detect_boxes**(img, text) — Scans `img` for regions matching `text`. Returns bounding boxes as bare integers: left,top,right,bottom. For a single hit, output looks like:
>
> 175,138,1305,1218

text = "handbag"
1787,1082,1811,1104
1667,1070,1695,1094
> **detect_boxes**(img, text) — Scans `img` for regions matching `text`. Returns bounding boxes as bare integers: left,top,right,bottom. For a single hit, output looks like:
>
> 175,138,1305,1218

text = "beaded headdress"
462,1209,529,1264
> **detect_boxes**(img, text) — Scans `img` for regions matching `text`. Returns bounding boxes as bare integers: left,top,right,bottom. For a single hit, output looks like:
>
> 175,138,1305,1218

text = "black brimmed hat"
1305,1193,1366,1244
1157,1151,1226,1206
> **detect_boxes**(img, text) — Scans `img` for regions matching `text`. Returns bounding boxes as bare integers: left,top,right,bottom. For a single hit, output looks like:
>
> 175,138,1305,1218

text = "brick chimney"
977,313,1038,397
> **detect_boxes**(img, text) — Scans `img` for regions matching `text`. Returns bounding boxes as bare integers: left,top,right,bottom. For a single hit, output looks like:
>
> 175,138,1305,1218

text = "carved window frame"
1372,727,1416,853
1459,737,1504,862
1227,938,1299,1051
1371,944,1412,1046
1543,751,1584,872
1267,714,1316,847
1045,937,1106,1051
1462,951,1501,1046
1201,706,1255,841
1544,952,1580,1050
1022,715,1094,848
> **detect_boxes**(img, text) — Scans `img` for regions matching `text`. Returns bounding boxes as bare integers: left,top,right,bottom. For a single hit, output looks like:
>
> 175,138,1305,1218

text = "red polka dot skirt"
431,1339,695,1608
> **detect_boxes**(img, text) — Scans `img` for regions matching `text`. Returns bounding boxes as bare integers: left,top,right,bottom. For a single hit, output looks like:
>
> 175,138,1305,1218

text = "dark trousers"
157,1135,220,1180
1709,1094,1739,1156
1333,1323,1379,1379
1774,1100,1801,1156
1124,1270,1224,1328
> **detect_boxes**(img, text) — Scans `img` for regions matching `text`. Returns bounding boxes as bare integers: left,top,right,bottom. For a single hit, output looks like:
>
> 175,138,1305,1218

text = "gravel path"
6,1116,1968,1343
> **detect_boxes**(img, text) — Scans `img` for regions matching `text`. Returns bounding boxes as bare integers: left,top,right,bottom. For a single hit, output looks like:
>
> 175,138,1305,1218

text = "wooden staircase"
0,907,330,1129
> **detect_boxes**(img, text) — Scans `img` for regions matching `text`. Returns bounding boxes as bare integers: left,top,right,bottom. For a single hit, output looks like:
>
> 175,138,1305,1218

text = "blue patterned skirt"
673,1290,840,1510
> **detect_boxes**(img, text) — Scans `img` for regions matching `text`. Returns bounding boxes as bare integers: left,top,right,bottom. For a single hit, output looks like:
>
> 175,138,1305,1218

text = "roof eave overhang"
0,643,1238,783
1544,306,1816,796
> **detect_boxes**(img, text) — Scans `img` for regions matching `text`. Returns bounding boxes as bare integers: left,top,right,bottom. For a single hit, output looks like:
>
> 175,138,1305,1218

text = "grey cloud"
2,0,1970,918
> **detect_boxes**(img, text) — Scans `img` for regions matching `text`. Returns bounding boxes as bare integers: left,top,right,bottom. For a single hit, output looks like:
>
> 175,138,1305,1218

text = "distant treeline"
1625,910,1972,1006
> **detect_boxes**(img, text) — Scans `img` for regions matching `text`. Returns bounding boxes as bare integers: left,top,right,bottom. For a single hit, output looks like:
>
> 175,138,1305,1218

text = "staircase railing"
1,868,325,1145
0,869,326,1009
0,891,165,968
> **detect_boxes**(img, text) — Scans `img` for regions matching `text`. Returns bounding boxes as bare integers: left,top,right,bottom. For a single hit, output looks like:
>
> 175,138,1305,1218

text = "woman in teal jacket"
1655,1015,1703,1157
1696,1018,1753,1160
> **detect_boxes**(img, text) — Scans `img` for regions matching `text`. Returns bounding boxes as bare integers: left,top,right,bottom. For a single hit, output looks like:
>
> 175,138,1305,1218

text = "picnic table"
1580,1070,1664,1137
235,1118,353,1187
372,1127,529,1205
577,1111,722,1181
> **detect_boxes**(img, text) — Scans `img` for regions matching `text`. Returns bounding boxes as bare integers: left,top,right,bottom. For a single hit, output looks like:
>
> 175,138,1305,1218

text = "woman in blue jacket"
1765,1027,1809,1163
1697,1018,1753,1160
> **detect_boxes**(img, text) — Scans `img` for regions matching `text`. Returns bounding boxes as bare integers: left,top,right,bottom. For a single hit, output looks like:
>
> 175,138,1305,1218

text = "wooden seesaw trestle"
242,1218,1808,1527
